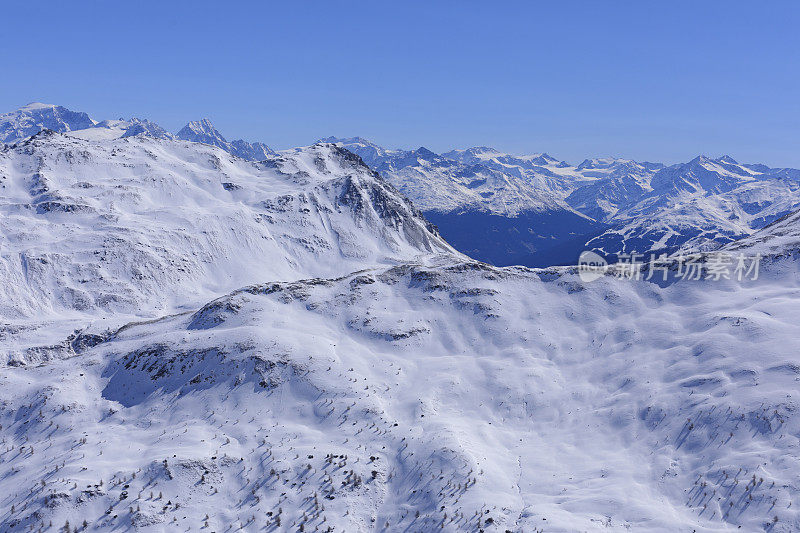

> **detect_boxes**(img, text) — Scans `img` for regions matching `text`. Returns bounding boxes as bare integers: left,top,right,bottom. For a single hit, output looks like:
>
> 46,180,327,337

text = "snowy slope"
0,132,455,321
722,208,800,259
2,245,800,531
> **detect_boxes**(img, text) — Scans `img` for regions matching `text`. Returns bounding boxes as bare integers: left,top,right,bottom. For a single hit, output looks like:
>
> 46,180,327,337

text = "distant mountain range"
4,103,800,267
328,137,800,266
0,103,275,163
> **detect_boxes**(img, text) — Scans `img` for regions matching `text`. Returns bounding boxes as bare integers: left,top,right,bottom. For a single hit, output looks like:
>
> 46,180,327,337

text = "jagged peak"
688,154,714,165
178,118,225,138
414,146,438,158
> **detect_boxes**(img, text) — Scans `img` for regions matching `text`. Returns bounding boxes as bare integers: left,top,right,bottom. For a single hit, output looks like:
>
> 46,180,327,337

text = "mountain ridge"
4,103,800,267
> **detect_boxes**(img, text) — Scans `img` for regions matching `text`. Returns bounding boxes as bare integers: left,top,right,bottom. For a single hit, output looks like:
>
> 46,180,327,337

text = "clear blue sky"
2,1,799,166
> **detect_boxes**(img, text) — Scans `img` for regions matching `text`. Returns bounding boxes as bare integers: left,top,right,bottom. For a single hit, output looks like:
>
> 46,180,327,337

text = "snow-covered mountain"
2,104,800,532
0,103,97,142
327,138,608,266
330,139,586,215
0,132,454,322
722,208,800,259
588,156,800,258
565,159,661,221
4,102,800,268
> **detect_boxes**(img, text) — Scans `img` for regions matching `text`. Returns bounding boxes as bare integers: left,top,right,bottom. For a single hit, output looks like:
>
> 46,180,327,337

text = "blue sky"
2,1,799,166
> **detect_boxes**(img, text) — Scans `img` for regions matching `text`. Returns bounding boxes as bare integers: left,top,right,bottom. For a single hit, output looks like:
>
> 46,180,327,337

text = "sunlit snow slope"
2,225,800,531
0,132,455,322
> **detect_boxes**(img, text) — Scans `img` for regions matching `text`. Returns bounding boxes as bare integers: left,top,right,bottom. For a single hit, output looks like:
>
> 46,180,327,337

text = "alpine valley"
1,103,800,533
326,138,800,267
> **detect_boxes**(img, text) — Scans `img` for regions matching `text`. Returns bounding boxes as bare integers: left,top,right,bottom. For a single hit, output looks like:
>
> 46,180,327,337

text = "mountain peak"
0,103,97,143
179,118,224,137
175,119,274,160
689,154,713,165
176,119,228,148
121,117,175,140
414,146,438,159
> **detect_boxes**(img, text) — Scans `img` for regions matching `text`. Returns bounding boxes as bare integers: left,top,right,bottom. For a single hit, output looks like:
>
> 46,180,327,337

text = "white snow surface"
0,132,455,321
2,250,800,531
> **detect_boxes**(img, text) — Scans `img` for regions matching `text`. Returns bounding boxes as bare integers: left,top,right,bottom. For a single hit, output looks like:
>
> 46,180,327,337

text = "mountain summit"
0,102,96,143
0,133,455,319
177,118,275,160
176,118,229,149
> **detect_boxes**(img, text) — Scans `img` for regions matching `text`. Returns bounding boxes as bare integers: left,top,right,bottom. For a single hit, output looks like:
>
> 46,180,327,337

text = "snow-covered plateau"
1,104,800,532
